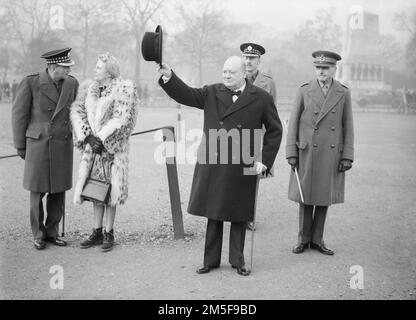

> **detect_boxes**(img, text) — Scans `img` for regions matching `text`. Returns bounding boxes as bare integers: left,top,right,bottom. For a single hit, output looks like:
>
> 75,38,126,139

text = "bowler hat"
141,25,163,65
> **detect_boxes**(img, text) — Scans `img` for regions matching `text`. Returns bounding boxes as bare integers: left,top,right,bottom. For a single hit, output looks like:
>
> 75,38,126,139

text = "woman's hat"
141,25,163,65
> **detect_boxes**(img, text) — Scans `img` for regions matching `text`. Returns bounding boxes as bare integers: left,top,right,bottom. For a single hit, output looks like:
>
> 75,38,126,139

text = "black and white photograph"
0,0,415,305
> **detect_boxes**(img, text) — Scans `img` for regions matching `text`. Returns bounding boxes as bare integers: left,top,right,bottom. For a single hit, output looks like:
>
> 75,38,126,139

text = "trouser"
298,204,328,245
30,191,65,240
203,219,246,268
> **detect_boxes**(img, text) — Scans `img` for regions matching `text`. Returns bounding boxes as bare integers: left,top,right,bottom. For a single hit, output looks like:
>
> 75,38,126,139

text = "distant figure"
71,52,139,252
11,48,79,250
4,80,10,100
286,50,354,256
12,79,18,102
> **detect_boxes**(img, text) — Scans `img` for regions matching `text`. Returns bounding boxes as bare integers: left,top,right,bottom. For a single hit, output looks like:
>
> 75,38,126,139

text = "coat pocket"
296,141,308,150
25,129,41,140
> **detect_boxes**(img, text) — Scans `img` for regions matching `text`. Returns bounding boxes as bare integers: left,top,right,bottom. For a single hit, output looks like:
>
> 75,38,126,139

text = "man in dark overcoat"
158,56,282,276
12,48,79,250
286,50,354,256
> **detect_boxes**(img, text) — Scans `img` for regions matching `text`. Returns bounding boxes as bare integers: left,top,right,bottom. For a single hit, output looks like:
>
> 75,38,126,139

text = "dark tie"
231,90,241,97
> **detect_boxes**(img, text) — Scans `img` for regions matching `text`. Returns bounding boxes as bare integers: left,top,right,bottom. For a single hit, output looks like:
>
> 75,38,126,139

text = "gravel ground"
0,102,415,300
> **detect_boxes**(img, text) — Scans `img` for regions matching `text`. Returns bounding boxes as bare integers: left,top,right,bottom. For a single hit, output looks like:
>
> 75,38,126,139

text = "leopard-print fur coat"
70,77,138,206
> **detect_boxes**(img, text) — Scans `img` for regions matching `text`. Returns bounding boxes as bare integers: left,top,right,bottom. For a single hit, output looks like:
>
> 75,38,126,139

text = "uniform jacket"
70,78,139,206
12,69,79,193
286,79,354,206
160,72,282,222
253,71,277,103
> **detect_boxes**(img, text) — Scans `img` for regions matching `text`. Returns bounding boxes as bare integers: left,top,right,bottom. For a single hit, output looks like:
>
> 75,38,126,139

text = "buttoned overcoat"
12,70,79,193
160,72,282,221
286,79,354,206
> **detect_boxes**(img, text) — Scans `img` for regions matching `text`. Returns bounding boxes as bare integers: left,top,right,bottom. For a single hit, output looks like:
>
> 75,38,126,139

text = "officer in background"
240,42,278,231
286,50,354,256
12,48,79,250
240,43,277,103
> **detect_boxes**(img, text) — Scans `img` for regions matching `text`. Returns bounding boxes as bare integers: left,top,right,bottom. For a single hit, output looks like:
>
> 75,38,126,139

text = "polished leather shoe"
246,222,256,231
33,239,46,250
292,242,309,254
196,265,219,274
45,237,67,247
310,242,334,255
232,265,251,276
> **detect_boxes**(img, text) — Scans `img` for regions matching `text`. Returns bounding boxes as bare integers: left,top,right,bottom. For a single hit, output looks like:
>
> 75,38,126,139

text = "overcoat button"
331,144,335,148
219,121,224,125
331,127,335,131
332,109,336,113
313,144,318,147
237,124,242,128
314,111,319,115
49,135,53,139
314,127,318,130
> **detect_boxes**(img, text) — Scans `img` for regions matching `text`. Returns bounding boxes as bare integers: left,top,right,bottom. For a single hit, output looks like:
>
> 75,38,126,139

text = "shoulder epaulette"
26,73,39,77
262,73,273,79
341,83,349,89
300,82,310,87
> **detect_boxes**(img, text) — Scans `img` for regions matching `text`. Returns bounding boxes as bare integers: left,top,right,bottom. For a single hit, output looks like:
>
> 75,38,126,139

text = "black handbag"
81,154,111,205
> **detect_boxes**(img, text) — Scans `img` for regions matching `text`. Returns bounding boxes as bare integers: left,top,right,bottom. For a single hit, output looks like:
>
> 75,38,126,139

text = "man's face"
243,55,260,73
315,65,336,83
222,57,245,90
51,65,71,80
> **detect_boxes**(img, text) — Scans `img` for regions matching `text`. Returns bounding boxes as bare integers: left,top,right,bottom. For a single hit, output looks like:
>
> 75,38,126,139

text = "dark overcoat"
286,79,354,206
12,69,79,193
160,72,282,222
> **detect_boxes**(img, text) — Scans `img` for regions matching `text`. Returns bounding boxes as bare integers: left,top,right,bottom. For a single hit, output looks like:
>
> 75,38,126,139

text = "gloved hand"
338,159,352,172
251,162,267,175
17,148,26,160
85,135,104,154
287,157,299,171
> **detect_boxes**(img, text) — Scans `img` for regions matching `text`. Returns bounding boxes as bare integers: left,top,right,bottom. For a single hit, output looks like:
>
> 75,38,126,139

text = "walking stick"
0,154,19,160
61,194,66,237
250,174,261,272
294,167,304,203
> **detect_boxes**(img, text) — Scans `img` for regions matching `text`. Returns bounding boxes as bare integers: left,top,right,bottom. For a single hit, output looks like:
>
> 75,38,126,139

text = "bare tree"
174,1,229,85
120,0,166,84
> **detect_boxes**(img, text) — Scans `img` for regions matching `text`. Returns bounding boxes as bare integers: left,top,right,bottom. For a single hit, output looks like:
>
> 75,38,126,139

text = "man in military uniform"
240,42,278,231
12,48,79,250
286,50,354,256
240,43,276,103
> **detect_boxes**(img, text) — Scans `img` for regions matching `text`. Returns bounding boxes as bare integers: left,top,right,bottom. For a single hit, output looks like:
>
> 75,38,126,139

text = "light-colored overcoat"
286,79,354,206
70,78,139,206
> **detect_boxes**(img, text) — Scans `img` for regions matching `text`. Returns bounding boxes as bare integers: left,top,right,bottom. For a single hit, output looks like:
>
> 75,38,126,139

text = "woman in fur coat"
71,53,138,252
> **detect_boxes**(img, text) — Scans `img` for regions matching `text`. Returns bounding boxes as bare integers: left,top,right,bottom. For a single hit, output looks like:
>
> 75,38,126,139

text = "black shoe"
196,265,220,274
310,242,335,255
101,229,115,252
235,265,251,276
292,242,309,254
246,222,256,231
33,239,46,250
80,228,103,249
45,237,67,247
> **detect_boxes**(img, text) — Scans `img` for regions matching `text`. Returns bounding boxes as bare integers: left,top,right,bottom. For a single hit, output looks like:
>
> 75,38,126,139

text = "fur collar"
85,77,123,133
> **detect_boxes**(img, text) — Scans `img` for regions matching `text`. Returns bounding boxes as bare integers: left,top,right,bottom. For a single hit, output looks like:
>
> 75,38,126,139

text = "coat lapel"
216,85,232,117
220,82,256,120
39,70,59,104
307,79,325,110
315,80,344,125
52,78,73,119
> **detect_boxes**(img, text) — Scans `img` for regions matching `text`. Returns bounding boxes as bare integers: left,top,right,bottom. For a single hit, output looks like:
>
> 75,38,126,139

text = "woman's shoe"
80,227,103,249
101,229,115,252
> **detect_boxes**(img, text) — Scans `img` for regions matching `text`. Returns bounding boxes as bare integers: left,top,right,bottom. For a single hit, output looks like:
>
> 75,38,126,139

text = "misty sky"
224,0,413,42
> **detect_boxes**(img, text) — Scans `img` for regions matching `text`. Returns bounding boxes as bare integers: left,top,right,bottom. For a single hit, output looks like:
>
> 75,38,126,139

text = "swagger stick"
250,174,261,272
294,167,305,203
